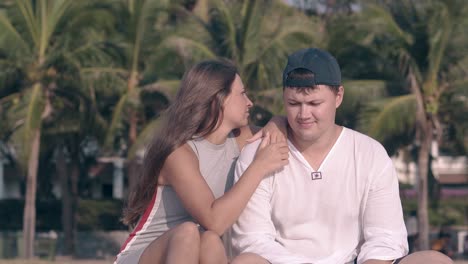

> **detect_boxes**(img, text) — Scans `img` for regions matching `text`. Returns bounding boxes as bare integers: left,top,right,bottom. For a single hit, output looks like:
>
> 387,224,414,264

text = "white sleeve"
231,157,313,264
357,160,409,264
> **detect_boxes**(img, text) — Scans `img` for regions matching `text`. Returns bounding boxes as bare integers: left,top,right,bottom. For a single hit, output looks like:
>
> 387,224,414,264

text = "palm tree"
47,84,107,254
0,0,112,258
153,0,320,125
340,0,468,249
160,0,319,93
80,0,177,195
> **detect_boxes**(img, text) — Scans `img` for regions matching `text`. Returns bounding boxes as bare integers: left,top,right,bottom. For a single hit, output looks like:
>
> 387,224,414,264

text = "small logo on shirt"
311,171,322,180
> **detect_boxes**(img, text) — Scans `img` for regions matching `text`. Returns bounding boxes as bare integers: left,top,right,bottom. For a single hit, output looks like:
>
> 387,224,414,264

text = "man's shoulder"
342,128,393,169
345,128,388,153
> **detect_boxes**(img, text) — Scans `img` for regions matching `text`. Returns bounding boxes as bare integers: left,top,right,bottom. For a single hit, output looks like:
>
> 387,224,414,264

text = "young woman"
115,60,289,264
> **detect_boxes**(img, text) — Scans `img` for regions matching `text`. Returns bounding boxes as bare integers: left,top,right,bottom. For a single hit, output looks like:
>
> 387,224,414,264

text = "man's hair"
284,68,341,94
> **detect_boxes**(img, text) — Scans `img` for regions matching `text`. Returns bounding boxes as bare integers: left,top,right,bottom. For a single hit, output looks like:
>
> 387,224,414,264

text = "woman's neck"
204,125,232,145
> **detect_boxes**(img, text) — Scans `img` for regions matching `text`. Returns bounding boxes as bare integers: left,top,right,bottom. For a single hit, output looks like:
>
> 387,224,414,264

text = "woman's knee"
200,230,223,247
200,230,226,256
199,230,228,263
170,222,201,244
139,222,201,264
399,250,453,264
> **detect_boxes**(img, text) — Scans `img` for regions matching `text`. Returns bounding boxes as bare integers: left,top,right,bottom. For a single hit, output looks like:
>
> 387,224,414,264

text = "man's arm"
231,144,312,264
357,159,409,264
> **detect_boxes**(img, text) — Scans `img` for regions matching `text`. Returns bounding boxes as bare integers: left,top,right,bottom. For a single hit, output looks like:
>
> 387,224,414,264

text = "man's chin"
292,130,319,142
291,127,313,136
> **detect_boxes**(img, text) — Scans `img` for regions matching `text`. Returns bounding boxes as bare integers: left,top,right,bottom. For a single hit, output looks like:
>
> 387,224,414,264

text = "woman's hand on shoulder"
247,116,288,144
250,132,289,176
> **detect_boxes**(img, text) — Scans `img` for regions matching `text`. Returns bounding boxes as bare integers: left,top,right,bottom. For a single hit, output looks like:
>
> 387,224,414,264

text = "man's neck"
289,125,343,170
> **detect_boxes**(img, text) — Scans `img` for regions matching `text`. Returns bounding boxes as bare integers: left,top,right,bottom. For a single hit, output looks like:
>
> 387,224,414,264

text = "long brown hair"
123,60,238,226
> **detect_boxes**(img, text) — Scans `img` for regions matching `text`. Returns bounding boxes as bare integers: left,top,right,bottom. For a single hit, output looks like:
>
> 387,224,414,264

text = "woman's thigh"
231,252,270,264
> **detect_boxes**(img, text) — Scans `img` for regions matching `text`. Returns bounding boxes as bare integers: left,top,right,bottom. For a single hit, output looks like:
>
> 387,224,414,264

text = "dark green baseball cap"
283,48,341,87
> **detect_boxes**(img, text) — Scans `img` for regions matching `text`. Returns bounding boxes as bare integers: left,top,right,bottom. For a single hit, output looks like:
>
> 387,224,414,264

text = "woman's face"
222,74,253,129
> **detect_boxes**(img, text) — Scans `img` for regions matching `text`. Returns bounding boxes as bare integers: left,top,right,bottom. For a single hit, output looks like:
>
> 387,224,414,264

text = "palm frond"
142,80,181,101
14,0,38,47
238,0,264,67
254,86,285,115
450,79,468,96
343,80,388,100
358,4,413,46
426,1,452,85
159,36,217,61
41,1,75,54
14,83,44,169
359,94,417,143
81,67,128,75
0,9,28,50
210,0,238,61
127,118,163,160
104,91,129,150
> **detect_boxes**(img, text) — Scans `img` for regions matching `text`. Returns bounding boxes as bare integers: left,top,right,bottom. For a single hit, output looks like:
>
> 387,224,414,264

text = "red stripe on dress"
118,190,158,253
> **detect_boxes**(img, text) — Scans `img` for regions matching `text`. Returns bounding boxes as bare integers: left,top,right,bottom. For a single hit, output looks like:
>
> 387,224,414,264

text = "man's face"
283,85,343,144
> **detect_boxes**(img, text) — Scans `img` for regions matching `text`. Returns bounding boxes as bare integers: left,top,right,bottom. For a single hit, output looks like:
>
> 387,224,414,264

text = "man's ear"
335,86,344,108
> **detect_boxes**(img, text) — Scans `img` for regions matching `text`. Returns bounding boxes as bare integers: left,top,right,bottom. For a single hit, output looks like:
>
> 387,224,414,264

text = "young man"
230,48,453,264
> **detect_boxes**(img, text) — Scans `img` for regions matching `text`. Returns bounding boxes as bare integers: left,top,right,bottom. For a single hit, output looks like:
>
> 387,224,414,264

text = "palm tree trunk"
417,119,432,250
58,145,73,255
70,155,79,247
128,70,139,146
127,158,138,198
408,72,432,250
127,71,138,199
128,108,138,201
129,111,138,145
22,128,41,258
65,135,82,256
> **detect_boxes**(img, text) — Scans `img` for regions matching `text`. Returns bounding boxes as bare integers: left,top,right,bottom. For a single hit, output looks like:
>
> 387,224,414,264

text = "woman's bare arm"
162,137,288,236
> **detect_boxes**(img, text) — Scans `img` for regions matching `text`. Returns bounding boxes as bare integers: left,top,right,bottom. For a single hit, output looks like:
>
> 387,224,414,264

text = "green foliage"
337,80,388,129
88,0,174,154
127,118,162,160
0,199,126,231
0,0,117,167
162,0,319,92
331,0,468,157
359,94,417,154
438,83,468,154
401,197,468,227
77,199,127,231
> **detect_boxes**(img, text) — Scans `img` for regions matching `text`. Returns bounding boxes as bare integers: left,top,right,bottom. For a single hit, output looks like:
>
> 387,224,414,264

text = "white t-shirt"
232,127,408,264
